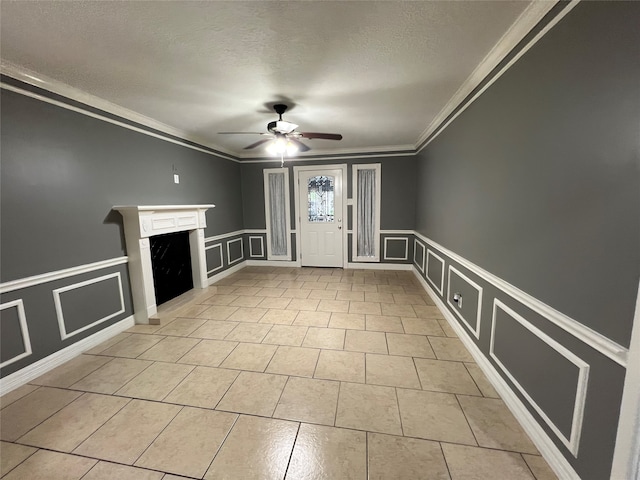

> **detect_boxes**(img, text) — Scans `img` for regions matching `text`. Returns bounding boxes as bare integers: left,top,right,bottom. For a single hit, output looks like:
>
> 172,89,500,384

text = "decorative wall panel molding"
383,237,409,261
205,243,224,275
226,237,244,265
414,239,426,273
447,265,483,339
426,248,445,295
249,236,265,258
0,299,32,369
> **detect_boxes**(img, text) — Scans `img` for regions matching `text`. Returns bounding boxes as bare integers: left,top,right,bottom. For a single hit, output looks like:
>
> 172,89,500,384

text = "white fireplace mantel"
114,204,215,324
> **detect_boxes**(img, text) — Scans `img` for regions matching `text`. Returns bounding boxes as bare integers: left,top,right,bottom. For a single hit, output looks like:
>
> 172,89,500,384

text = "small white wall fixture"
114,204,215,324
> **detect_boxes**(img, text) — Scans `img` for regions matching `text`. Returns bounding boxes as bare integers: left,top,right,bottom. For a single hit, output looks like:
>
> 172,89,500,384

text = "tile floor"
0,266,558,479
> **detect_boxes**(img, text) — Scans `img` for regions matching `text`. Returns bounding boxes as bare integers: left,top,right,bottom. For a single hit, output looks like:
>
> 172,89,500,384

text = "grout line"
439,441,454,480
412,357,425,391
462,362,486,397
394,387,405,436
271,376,291,417
0,436,39,477
202,413,241,477
454,394,480,447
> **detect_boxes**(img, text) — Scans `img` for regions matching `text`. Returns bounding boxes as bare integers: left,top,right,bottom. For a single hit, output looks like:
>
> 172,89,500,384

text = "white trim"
0,315,134,396
294,164,348,269
226,238,244,266
53,272,126,340
447,265,483,340
249,236,265,258
346,263,413,271
205,230,245,243
352,163,382,262
246,259,302,268
0,257,128,294
413,239,426,273
417,1,580,152
207,261,247,285
0,300,32,369
413,269,581,480
611,280,640,480
244,229,268,234
380,230,414,235
240,149,416,163
383,237,409,261
413,231,628,366
490,299,589,457
425,249,445,295
205,243,224,275
1,62,239,162
264,168,292,261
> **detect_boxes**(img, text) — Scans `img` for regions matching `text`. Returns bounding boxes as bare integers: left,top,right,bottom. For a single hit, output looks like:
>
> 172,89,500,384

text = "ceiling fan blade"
289,138,311,152
299,132,343,141
218,131,266,135
244,138,272,150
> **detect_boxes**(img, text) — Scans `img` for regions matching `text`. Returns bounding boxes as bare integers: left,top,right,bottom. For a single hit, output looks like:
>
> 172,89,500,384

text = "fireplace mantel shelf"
114,204,215,212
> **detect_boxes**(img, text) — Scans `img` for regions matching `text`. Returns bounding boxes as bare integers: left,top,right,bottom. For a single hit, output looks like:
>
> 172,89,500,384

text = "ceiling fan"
218,104,343,156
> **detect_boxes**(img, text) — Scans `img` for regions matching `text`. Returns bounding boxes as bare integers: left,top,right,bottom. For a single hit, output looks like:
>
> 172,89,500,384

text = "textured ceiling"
0,1,535,158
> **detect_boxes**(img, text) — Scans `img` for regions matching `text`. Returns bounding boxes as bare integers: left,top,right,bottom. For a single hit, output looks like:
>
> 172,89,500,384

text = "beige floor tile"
365,292,396,303
0,441,37,477
377,284,404,293
368,433,449,480
438,319,458,337
302,281,328,290
277,280,306,289
326,282,354,291
188,320,238,339
115,362,194,401
257,297,292,309
317,299,350,313
329,312,365,330
137,336,199,362
173,303,210,318
164,366,239,408
302,327,345,350
256,287,286,297
216,371,287,416
314,350,365,383
349,301,382,315
442,444,535,480
177,339,237,367
197,305,239,320
458,395,538,454
336,382,402,435
262,325,308,346
155,318,207,336
202,294,239,305
344,330,388,354
413,305,444,318
82,461,163,480
74,399,181,465
336,291,365,301
259,308,298,325
429,336,474,362
396,388,476,445
366,353,421,389
135,407,237,478
229,295,265,307
18,393,129,452
70,358,152,394
308,289,338,300
387,333,436,358
401,317,446,336
273,377,339,425
292,310,331,327
232,279,258,287
1,450,96,480
30,355,111,388
220,343,277,372
0,386,82,441
286,298,319,310
522,454,558,480
0,384,39,409
286,423,366,480
393,293,427,305
97,334,164,358
464,363,500,398
414,358,481,395
266,346,320,377
281,288,312,299
353,284,379,292
366,315,405,333
381,302,416,317
84,332,131,355
126,323,165,334
205,415,298,480
227,307,268,322
224,323,273,343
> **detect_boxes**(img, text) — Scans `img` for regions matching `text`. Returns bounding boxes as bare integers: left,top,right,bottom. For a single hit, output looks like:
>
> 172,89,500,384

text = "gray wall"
0,83,245,377
413,2,639,479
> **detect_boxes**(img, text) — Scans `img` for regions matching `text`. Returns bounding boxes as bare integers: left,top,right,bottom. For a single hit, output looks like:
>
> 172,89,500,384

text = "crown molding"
238,143,416,161
415,0,560,150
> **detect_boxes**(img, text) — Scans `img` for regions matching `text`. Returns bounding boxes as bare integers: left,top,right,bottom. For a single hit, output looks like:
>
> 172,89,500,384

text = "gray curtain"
268,172,287,256
357,169,376,257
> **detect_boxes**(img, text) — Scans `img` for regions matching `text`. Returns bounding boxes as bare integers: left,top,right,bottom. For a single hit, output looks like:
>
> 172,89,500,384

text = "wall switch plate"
173,174,180,184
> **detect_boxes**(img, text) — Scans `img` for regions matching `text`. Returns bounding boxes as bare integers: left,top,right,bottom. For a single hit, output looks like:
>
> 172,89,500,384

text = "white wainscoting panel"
414,239,426,273
447,265,483,339
0,299,32,369
205,243,224,275
226,238,244,266
249,236,265,258
426,248,445,295
383,237,409,261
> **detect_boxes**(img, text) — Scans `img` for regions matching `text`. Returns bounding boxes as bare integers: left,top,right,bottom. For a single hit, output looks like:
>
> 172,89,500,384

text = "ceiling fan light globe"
286,141,299,156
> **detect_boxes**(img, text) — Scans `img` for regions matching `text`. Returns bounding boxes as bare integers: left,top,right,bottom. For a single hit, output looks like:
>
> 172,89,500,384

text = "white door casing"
294,165,347,268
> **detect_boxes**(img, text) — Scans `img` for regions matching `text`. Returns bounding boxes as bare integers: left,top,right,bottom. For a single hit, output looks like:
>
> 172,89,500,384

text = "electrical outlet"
173,174,180,184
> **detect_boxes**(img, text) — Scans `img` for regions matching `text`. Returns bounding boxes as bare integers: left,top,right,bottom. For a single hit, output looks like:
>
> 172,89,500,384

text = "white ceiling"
1,1,543,158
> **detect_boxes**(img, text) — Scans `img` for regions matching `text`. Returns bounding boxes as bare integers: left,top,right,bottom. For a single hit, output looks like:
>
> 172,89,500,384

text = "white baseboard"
413,268,580,480
0,315,135,396
346,262,413,271
207,261,247,285
245,260,301,267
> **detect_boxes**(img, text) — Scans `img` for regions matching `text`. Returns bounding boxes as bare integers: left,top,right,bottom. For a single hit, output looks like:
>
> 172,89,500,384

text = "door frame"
293,164,348,269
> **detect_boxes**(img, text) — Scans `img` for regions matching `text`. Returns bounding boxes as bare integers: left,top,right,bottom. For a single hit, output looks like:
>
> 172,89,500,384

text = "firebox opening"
150,231,194,306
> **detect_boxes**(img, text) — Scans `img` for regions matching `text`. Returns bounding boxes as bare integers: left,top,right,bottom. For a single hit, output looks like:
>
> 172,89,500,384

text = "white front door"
298,169,344,267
